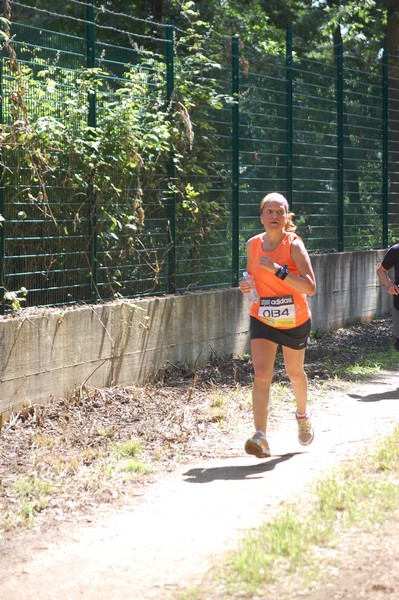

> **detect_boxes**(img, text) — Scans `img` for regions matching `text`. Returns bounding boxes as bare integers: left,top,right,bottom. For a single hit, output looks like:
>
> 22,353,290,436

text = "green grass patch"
111,438,152,475
225,510,332,592
12,476,54,523
326,347,399,381
120,459,153,474
185,427,399,599
13,476,54,501
112,438,143,458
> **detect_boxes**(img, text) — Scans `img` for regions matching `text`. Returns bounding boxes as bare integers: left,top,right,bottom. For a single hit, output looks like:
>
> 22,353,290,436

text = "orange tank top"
248,232,311,329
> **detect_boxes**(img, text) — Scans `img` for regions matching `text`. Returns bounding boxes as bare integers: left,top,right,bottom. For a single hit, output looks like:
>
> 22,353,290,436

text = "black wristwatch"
275,264,289,280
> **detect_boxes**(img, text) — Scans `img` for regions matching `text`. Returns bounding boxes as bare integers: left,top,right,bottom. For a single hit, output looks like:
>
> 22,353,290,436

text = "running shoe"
296,410,314,446
244,433,270,458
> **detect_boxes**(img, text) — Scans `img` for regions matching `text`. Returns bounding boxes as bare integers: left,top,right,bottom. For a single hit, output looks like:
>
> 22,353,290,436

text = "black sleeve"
381,247,397,271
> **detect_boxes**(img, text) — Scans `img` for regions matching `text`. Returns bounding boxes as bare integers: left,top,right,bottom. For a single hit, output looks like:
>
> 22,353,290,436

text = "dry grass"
0,318,395,536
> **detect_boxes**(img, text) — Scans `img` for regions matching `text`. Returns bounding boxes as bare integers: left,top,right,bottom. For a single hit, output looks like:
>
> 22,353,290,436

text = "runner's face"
260,200,287,231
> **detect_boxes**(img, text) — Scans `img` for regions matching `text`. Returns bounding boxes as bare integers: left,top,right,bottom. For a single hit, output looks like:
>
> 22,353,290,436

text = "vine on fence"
0,1,231,302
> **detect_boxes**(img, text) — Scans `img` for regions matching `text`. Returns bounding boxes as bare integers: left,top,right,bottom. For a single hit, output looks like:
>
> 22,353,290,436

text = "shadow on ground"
182,452,304,483
349,388,399,402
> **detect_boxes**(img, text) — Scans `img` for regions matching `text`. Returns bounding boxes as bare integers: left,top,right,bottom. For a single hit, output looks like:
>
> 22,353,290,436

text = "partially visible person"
239,192,317,458
377,244,399,351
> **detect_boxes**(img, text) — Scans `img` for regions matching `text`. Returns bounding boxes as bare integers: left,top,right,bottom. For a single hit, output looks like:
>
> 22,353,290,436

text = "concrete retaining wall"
309,249,390,330
0,249,392,426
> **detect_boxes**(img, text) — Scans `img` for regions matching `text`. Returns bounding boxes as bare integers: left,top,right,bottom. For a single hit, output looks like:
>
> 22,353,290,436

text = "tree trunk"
151,0,164,22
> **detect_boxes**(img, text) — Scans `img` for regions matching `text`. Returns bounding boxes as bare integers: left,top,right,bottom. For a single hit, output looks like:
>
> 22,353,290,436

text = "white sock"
296,410,307,419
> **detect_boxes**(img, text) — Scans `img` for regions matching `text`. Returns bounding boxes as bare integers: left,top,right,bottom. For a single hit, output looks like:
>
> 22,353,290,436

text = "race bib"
258,295,296,327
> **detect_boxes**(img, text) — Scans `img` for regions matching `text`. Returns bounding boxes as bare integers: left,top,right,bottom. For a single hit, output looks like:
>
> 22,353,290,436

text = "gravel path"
1,368,399,599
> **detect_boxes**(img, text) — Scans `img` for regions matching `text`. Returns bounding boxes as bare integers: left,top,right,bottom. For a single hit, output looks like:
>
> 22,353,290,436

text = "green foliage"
112,438,143,458
0,1,397,303
0,4,233,298
208,427,399,599
12,476,54,523
2,287,27,310
322,0,387,45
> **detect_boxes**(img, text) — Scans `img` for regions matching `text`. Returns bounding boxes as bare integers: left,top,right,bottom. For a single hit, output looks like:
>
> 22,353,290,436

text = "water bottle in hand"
243,271,259,303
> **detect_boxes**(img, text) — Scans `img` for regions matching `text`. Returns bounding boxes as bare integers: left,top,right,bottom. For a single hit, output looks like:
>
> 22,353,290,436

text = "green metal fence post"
382,49,389,248
166,22,176,293
86,0,98,300
286,25,293,208
336,39,344,252
231,35,239,286
0,57,4,314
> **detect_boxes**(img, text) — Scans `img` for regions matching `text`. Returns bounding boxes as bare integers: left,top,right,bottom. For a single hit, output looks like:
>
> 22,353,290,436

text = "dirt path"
1,370,399,600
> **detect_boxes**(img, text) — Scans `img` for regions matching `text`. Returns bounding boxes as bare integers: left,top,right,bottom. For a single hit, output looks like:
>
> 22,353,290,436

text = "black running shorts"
250,316,311,350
